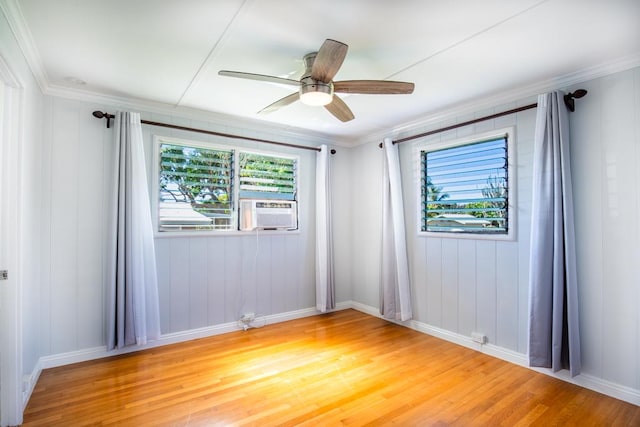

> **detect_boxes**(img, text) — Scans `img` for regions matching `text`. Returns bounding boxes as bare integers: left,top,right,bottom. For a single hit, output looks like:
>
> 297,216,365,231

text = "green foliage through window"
239,152,296,200
159,143,233,231
156,140,298,232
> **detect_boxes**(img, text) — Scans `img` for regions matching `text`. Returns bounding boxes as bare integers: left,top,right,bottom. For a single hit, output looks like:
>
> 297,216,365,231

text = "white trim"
349,302,640,407
50,83,336,147
364,53,640,147
47,55,640,149
37,305,346,370
0,0,48,92
413,127,517,241
0,52,24,427
21,360,40,409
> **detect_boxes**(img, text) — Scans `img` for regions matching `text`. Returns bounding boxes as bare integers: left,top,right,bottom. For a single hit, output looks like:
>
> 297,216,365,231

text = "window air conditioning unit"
239,199,298,231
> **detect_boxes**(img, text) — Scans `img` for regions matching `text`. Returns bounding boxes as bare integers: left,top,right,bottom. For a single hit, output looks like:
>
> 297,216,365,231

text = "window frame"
152,135,300,237
415,127,516,241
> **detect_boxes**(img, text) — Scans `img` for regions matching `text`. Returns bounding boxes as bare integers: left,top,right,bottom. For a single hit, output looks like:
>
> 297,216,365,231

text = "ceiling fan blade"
258,92,300,115
334,80,415,94
218,70,300,87
324,95,354,122
311,39,348,83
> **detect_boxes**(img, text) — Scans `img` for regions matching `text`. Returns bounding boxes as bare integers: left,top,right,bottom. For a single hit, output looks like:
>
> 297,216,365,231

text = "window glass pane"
422,136,508,234
158,143,233,231
239,152,297,200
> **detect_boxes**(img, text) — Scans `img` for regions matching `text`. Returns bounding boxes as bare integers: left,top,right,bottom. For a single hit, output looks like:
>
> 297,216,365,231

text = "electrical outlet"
471,332,487,344
241,313,255,323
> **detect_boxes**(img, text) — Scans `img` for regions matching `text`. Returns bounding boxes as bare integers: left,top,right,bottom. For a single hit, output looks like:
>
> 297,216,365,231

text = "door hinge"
0,270,8,280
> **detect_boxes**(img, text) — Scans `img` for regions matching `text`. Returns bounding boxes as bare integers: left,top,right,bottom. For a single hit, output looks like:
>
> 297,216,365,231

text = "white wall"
35,97,348,357
350,101,535,351
330,146,353,303
403,102,535,354
569,67,640,390
349,67,640,397
349,141,384,307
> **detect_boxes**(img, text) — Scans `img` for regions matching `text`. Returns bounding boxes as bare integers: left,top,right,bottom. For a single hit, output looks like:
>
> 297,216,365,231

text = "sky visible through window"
423,136,508,234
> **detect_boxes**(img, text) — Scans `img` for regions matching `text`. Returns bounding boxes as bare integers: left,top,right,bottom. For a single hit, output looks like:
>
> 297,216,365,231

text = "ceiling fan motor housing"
299,52,334,105
299,76,333,103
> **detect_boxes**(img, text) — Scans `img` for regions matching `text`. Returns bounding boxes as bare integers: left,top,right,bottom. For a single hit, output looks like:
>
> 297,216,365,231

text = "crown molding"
361,53,640,147
0,0,48,93
44,82,353,148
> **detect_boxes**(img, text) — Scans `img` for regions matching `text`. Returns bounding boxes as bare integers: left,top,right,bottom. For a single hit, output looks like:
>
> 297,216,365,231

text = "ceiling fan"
218,39,415,122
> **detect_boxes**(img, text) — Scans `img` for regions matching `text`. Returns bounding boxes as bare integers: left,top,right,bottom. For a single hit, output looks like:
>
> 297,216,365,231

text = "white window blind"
239,152,297,201
421,135,509,235
158,143,234,231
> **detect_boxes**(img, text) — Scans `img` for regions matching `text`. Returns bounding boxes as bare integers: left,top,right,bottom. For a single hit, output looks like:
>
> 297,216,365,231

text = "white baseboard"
22,359,41,409
25,306,336,409
28,301,640,409
37,306,334,371
349,301,640,407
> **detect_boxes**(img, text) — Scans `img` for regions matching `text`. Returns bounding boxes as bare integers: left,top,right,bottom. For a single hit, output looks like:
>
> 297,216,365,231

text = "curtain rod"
92,111,336,154
380,89,587,147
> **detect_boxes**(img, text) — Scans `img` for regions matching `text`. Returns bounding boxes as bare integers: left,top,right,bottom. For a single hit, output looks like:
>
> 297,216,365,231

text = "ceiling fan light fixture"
299,78,333,106
300,90,332,106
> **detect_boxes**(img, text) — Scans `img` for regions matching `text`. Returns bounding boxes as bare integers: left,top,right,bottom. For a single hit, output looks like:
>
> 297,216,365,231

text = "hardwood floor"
23,309,639,426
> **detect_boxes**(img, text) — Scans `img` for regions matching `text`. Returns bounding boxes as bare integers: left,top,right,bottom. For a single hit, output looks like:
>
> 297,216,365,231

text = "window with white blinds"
239,152,297,201
420,129,514,239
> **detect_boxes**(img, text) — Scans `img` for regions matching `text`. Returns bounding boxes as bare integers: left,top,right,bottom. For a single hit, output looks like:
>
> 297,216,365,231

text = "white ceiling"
6,0,640,143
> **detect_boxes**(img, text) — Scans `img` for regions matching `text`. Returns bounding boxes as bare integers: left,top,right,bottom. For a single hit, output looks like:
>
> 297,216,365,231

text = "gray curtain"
106,112,161,350
528,91,581,376
381,138,412,321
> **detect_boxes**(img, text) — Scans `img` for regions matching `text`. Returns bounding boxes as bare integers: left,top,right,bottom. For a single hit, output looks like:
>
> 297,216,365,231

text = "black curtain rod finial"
92,110,114,128
563,89,588,112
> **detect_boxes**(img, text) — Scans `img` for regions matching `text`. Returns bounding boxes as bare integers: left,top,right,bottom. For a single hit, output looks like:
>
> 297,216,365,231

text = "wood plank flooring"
23,309,640,426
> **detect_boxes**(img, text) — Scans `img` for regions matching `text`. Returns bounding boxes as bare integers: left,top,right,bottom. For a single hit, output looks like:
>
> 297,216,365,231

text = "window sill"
153,228,301,239
418,230,515,241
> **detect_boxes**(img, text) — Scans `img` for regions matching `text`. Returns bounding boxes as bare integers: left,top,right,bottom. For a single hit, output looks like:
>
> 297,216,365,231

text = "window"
155,137,298,233
239,152,297,200
419,128,515,239
158,143,234,231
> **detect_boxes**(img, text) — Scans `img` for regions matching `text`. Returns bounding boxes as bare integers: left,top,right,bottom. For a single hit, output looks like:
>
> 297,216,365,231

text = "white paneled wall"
38,97,325,357
350,67,640,394
397,101,536,354
39,97,109,356
570,68,640,390
349,141,383,307
153,234,313,333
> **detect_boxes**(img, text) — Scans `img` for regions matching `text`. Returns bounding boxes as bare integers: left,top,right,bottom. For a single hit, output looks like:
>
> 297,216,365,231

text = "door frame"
0,53,24,427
